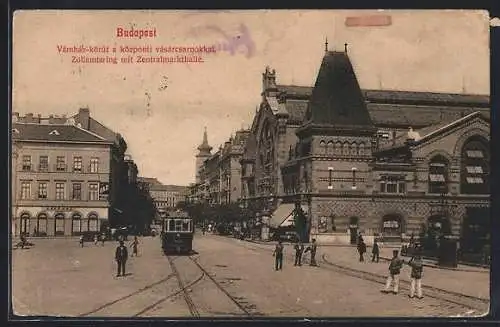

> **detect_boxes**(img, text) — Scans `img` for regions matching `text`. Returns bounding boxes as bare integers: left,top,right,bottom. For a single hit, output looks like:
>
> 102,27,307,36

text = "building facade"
241,47,490,248
14,108,130,229
12,121,113,237
138,177,188,211
191,129,250,206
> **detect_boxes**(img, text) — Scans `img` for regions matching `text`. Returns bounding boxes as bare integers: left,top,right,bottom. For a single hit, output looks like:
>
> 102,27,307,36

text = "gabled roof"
376,111,489,151
304,51,375,130
12,123,111,144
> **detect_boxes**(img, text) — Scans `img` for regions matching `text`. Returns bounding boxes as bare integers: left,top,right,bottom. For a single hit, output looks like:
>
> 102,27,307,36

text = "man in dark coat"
371,239,380,263
294,241,304,266
115,240,128,277
358,239,367,262
305,239,318,266
273,241,284,271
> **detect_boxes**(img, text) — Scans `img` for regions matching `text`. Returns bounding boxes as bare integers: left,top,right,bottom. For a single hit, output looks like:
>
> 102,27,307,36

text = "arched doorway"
461,207,489,253
88,213,99,232
54,213,65,236
382,214,403,242
36,213,48,237
20,212,30,236
349,216,359,245
71,212,82,236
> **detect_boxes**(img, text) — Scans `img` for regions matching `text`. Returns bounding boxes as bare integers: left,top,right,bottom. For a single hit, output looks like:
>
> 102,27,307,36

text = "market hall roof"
301,50,376,131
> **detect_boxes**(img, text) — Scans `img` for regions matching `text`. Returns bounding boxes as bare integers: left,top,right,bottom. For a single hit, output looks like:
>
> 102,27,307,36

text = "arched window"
342,142,349,156
428,155,449,194
88,213,99,232
358,143,365,156
334,141,342,155
319,140,327,155
54,213,65,236
326,141,334,155
350,143,357,155
71,212,82,236
461,136,489,194
36,213,48,236
20,212,31,236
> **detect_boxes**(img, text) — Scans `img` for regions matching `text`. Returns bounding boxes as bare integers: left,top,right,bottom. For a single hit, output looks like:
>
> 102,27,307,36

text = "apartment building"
12,122,113,237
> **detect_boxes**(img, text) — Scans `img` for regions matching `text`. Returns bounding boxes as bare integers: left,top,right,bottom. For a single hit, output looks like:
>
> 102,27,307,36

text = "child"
93,234,98,245
408,254,424,299
79,235,84,248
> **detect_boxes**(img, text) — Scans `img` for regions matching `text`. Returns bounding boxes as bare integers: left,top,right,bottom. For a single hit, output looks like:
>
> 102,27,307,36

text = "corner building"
242,49,490,250
12,122,113,237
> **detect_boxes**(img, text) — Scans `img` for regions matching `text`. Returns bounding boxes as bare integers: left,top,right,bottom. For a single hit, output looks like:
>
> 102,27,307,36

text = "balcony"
21,164,33,171
38,164,49,172
54,164,68,172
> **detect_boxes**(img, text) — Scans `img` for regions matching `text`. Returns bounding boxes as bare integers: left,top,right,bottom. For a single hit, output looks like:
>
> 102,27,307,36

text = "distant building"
12,121,113,237
138,177,188,211
190,129,250,206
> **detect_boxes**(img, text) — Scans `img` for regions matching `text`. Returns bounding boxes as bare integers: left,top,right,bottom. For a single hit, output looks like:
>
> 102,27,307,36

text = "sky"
12,10,490,186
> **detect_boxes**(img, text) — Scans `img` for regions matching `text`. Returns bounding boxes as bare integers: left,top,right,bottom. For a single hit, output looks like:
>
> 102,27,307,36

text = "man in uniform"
273,241,284,271
115,240,129,277
408,254,424,299
294,240,304,266
382,249,404,294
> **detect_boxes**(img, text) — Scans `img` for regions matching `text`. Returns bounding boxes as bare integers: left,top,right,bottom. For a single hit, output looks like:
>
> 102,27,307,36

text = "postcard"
11,9,490,318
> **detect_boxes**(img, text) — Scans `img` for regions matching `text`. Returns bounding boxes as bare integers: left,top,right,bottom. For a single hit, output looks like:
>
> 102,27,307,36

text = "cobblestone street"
11,234,489,318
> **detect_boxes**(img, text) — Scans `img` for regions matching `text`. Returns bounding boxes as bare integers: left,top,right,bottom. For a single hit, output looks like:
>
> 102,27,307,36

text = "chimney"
49,114,56,124
78,107,90,129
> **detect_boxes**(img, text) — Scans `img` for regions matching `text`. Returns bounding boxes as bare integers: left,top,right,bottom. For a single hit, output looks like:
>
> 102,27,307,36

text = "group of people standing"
356,234,380,263
273,239,318,271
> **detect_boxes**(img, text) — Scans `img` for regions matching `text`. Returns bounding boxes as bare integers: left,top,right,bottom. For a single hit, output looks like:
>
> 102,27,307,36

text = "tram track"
79,256,206,318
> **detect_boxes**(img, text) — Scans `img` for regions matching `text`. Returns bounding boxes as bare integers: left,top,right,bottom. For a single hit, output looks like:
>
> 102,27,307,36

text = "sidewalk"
237,237,489,300
243,237,489,273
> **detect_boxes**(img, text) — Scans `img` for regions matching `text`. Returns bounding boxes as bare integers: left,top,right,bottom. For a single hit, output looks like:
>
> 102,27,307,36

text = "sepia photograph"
11,9,491,318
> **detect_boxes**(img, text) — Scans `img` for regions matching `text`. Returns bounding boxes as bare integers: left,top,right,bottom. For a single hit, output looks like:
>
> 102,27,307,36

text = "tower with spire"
195,127,212,183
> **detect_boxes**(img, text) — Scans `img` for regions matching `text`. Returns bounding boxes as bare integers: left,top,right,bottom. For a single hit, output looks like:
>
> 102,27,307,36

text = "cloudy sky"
12,10,490,185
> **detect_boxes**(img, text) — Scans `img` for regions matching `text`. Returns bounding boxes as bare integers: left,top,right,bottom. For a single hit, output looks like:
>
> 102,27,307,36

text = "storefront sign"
46,206,73,212
383,220,399,228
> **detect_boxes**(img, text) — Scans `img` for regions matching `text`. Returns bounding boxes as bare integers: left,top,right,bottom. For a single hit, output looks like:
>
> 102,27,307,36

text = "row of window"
20,181,101,200
20,155,100,173
19,214,100,236
318,141,367,156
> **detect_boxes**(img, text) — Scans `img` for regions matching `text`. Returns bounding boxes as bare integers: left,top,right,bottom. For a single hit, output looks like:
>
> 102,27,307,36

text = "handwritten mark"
201,24,256,58
345,15,392,27
158,76,169,91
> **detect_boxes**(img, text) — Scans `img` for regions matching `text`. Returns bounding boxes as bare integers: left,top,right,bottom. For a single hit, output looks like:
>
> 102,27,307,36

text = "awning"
269,204,308,229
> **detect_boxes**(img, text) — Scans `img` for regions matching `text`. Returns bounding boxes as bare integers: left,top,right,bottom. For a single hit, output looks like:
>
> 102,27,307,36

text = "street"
11,233,489,318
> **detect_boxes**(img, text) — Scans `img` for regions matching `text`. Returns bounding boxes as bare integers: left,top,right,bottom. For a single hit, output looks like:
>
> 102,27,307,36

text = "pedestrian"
94,234,98,245
358,239,367,262
79,235,84,248
408,254,424,299
305,239,318,266
130,236,139,257
115,240,128,277
273,241,284,271
371,239,380,263
101,233,106,246
294,240,304,266
382,250,404,294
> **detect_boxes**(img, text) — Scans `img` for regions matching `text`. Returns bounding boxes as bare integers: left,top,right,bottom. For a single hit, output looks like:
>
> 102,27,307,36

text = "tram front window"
182,219,190,231
168,219,175,232
175,220,183,232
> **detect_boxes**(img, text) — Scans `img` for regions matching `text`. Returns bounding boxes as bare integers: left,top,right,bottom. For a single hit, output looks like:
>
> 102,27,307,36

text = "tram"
161,210,194,254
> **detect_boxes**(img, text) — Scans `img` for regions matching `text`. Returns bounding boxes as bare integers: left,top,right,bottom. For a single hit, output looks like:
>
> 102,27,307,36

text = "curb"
236,237,488,273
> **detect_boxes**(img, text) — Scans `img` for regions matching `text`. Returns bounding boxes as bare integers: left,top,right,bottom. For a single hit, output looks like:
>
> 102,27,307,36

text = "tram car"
161,210,194,254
